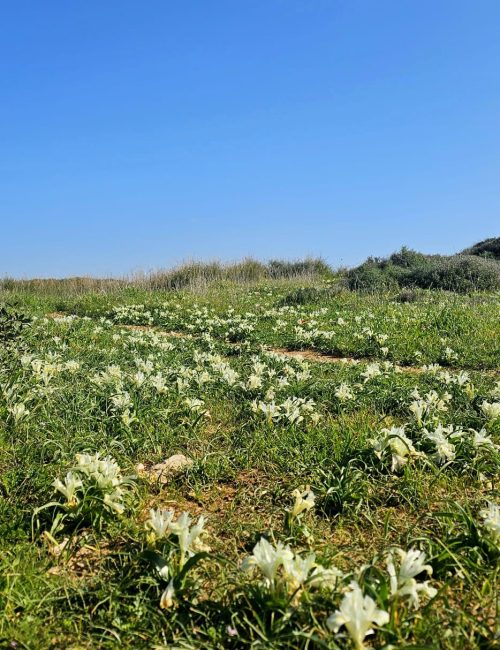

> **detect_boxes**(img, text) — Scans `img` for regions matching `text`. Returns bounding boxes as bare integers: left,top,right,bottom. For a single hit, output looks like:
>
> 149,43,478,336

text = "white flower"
481,401,500,421
170,512,210,565
150,373,168,394
252,400,279,421
409,390,450,425
327,583,389,650
121,409,137,427
371,426,420,472
103,491,125,515
145,508,176,540
423,425,456,463
282,553,317,592
131,371,146,387
361,363,381,382
307,564,344,589
247,374,263,390
479,502,500,545
335,382,354,402
53,472,83,506
242,538,294,589
471,429,499,452
443,347,458,362
64,360,80,373
289,487,315,518
8,402,30,423
386,548,437,609
184,397,207,414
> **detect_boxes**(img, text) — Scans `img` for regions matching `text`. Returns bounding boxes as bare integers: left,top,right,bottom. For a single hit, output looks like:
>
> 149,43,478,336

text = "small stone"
150,454,194,483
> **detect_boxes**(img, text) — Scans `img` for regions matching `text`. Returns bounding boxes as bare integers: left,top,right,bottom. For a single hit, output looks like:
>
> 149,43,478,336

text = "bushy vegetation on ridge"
346,239,500,292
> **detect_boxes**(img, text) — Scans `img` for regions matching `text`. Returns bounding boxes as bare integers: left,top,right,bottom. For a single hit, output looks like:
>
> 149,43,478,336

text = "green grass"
0,282,499,648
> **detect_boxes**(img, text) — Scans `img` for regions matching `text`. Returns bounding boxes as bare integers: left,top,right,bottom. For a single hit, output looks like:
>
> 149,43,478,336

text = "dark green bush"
0,304,31,341
388,246,431,268
347,246,500,293
346,259,400,291
407,254,500,292
461,237,500,260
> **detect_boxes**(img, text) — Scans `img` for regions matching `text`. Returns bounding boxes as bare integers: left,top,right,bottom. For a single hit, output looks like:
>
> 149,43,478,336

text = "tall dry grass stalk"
1,257,333,296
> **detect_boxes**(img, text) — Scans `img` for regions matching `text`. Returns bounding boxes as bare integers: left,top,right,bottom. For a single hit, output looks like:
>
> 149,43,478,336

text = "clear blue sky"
2,1,499,277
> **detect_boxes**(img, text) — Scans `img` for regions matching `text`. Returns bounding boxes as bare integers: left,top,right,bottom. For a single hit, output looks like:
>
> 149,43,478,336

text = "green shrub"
388,246,431,268
461,237,500,260
0,304,31,342
347,246,500,293
407,254,500,292
346,259,400,291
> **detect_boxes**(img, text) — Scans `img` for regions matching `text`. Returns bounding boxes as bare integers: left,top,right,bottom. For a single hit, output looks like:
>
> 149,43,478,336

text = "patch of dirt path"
268,347,499,375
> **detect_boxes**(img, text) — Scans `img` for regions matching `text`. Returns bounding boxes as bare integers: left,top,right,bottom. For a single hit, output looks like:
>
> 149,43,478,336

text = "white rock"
150,454,193,483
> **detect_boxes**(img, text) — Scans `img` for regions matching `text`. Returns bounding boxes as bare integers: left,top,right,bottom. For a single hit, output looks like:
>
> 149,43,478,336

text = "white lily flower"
145,508,176,540
423,425,456,463
289,487,315,518
371,426,421,472
481,401,500,421
327,583,389,650
471,429,499,452
242,538,294,589
361,363,381,382
170,513,210,565
479,502,500,545
386,548,436,609
335,382,354,402
53,472,83,506
282,553,317,592
8,403,30,423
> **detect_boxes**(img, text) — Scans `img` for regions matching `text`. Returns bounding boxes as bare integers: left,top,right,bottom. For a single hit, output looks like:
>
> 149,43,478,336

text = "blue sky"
1,1,499,277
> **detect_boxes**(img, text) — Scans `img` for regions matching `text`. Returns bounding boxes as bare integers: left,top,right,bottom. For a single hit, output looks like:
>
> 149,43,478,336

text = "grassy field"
0,280,499,649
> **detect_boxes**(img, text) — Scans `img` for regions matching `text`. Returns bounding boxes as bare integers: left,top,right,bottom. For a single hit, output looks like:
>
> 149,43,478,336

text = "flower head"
289,486,315,519
327,583,389,650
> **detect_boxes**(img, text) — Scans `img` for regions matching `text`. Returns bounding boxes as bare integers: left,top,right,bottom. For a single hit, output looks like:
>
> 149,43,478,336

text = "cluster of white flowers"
409,389,452,426
371,426,422,471
18,353,81,389
53,453,131,515
327,547,436,649
145,508,210,563
112,304,154,325
481,400,500,421
372,421,497,471
251,396,320,425
242,537,342,595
